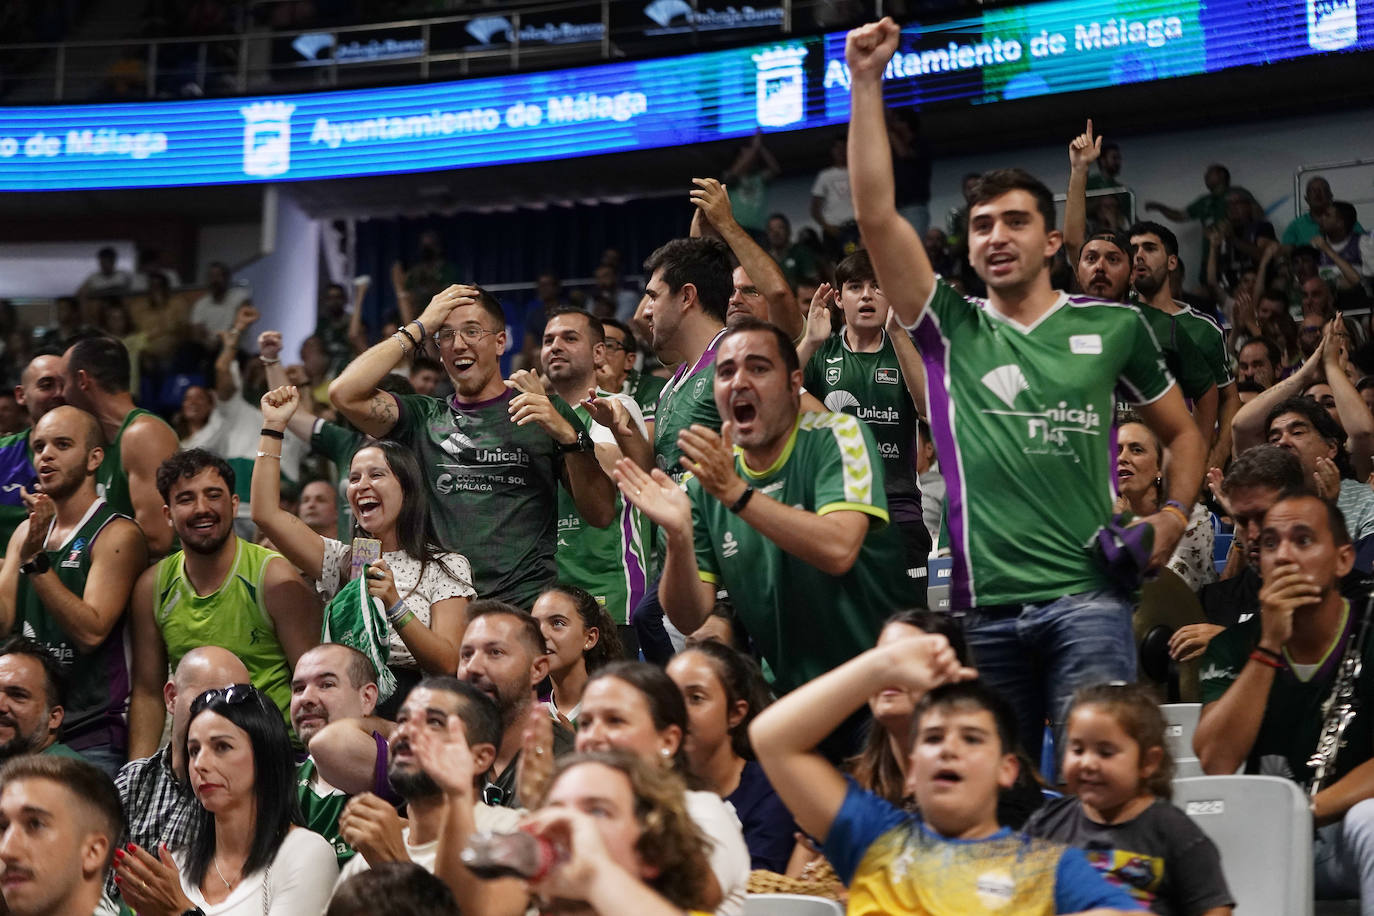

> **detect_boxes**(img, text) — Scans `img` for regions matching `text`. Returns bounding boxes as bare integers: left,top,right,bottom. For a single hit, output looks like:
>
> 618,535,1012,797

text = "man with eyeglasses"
330,285,616,610
597,318,665,436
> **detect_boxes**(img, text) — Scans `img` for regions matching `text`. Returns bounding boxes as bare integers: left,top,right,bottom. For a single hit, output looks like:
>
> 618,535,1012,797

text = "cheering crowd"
3,17,1374,916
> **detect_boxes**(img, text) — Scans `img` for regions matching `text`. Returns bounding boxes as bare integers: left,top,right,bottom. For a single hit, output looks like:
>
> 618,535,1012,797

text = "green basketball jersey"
297,758,356,866
16,499,131,752
688,412,916,695
624,370,667,423
391,390,584,609
1130,298,1215,402
654,332,726,483
153,538,293,729
97,408,175,520
555,393,651,625
1172,303,1234,388
803,331,922,523
908,281,1173,608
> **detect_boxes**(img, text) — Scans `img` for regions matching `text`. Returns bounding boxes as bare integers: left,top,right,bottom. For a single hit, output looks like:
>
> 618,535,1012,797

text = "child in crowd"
1025,684,1234,916
750,631,1141,914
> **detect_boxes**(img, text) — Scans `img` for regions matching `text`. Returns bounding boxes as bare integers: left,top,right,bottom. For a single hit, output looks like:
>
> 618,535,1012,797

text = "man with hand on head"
0,755,126,916
617,319,917,758
845,18,1204,763
116,646,250,856
329,284,615,609
0,406,146,775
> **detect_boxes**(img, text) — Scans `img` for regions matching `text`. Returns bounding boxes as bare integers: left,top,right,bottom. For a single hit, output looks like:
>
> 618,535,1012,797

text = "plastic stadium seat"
743,894,845,916
926,556,952,611
1173,775,1314,916
1161,702,1201,760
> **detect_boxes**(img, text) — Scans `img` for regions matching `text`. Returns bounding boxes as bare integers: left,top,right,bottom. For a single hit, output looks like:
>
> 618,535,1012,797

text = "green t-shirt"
729,171,770,232
654,333,725,484
17,499,131,753
803,331,922,523
40,741,86,759
555,393,652,625
391,390,583,609
688,412,916,695
624,370,667,424
1171,303,1234,389
907,281,1173,608
153,538,294,731
297,758,356,866
1128,296,1215,402
96,408,175,520
1200,601,1374,789
310,418,364,541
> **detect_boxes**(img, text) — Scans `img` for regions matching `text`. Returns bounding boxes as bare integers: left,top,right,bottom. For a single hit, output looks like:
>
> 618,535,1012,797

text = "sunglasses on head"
191,683,268,717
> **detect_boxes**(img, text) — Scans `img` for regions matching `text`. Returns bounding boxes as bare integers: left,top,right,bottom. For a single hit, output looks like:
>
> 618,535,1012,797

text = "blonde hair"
542,751,713,911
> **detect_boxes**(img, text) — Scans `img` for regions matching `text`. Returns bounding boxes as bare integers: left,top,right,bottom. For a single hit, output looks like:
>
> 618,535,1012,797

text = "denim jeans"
1315,797,1374,912
960,587,1136,773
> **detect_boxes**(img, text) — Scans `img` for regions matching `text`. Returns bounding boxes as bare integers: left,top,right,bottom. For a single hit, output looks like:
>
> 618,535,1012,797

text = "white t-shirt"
178,827,338,916
685,789,750,916
811,166,854,227
335,803,524,884
191,286,252,334
317,540,475,669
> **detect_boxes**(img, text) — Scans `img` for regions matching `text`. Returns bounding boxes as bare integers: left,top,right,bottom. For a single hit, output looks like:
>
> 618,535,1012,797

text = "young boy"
750,631,1142,914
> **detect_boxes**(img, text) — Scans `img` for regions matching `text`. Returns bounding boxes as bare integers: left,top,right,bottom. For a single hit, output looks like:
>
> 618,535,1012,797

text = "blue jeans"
1315,797,1374,912
960,587,1136,773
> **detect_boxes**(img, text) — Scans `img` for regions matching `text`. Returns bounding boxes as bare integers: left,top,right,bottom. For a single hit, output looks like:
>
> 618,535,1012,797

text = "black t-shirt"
1024,796,1234,916
1198,567,1260,628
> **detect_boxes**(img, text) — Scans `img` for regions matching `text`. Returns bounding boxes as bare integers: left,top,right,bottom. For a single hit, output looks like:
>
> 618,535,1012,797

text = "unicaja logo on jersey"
240,102,296,177
981,364,1030,408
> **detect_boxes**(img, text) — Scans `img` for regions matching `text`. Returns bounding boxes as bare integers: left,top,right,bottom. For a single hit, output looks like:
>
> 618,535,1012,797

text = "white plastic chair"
1173,775,1314,916
743,894,845,916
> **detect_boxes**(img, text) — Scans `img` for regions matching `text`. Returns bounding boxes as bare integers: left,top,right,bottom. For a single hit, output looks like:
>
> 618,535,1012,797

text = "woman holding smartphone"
252,386,473,705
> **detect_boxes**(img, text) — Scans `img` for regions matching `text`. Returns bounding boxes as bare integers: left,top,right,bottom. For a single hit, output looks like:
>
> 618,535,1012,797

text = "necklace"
213,857,239,891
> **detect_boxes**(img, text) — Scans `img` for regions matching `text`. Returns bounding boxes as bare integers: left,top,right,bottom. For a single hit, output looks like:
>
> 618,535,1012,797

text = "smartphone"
351,536,381,580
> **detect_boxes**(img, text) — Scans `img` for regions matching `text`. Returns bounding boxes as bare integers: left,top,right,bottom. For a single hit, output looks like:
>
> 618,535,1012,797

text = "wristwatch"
18,553,49,576
557,428,594,454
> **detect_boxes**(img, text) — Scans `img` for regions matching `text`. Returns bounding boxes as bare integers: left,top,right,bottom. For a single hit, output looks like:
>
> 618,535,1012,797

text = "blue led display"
0,0,1366,191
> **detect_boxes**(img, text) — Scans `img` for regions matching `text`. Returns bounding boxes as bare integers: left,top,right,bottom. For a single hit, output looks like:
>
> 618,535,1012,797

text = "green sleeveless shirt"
16,498,131,754
96,407,175,520
152,538,293,729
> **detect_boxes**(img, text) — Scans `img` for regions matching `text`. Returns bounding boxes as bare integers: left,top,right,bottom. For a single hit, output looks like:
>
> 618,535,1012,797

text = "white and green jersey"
688,411,917,695
1171,302,1234,389
555,390,652,625
907,281,1173,607
803,330,922,524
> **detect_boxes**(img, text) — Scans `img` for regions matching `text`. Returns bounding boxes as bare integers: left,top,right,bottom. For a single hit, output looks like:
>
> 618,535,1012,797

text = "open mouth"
189,516,218,534
931,768,963,786
732,402,757,425
452,357,477,372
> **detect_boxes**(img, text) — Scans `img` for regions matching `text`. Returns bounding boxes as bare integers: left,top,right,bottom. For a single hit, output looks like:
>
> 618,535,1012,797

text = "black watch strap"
19,553,49,576
728,486,756,514
557,429,593,454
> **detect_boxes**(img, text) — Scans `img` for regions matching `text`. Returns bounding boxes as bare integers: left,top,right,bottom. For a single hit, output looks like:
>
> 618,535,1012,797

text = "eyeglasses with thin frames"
434,326,498,346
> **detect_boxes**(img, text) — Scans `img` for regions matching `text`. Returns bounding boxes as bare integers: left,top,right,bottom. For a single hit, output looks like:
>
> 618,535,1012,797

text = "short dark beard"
0,728,48,762
388,764,442,801
1133,272,1166,299
180,526,234,556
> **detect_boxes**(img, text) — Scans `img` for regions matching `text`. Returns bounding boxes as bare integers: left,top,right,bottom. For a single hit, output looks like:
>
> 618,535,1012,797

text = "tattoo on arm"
368,393,397,427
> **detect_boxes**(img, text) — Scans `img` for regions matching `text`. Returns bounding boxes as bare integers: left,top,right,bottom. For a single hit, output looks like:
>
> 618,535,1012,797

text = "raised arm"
1323,318,1374,481
258,331,318,441
309,716,396,796
252,386,327,581
261,556,322,669
847,20,936,326
690,178,804,341
1144,201,1189,223
127,565,169,761
331,284,476,438
347,277,372,355
1063,119,1102,265
1232,335,1326,455
121,415,180,557
796,283,835,369
750,632,974,840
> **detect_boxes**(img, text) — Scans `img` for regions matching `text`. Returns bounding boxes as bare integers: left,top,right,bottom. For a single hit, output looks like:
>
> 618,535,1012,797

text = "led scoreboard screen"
0,0,1367,191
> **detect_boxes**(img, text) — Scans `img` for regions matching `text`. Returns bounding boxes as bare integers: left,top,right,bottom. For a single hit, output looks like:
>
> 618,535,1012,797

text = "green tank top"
97,407,174,520
17,498,131,753
153,539,293,730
